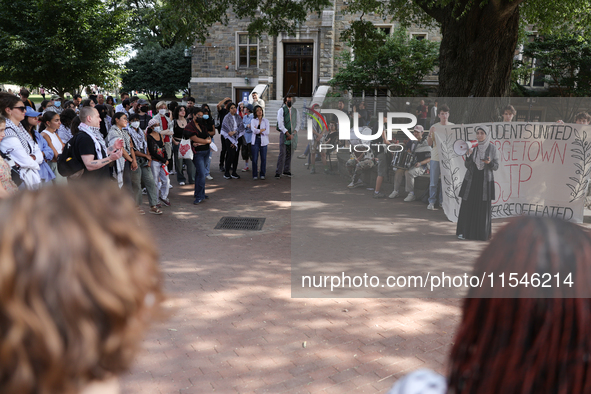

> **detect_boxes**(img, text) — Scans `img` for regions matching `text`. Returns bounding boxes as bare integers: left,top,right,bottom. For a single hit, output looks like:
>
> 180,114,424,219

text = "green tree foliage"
517,33,591,97
341,0,591,97
121,46,191,100
331,26,439,96
0,0,130,97
126,0,331,49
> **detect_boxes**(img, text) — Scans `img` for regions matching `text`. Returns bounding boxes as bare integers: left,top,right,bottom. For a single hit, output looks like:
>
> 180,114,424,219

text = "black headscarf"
95,104,109,137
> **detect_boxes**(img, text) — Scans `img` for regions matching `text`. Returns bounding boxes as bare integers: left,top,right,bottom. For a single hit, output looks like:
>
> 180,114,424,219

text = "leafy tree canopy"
517,33,591,97
331,27,439,97
0,0,130,97
126,0,331,49
341,0,591,96
121,45,191,100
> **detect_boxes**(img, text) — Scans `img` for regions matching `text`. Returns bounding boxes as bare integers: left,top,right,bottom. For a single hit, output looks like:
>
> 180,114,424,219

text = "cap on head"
413,125,424,133
25,107,41,117
147,118,159,129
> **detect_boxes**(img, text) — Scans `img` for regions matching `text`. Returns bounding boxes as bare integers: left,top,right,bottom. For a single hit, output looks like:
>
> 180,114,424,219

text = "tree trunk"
421,0,522,97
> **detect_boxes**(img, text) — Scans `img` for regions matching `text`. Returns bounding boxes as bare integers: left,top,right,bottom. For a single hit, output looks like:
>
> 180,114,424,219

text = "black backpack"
0,150,22,186
57,133,85,177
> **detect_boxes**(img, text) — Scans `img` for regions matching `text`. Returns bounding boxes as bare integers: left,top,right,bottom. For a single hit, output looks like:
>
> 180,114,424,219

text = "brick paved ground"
120,129,480,393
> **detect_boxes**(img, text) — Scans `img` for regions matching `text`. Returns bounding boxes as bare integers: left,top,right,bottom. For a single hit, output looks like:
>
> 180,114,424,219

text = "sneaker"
283,172,292,177
231,173,240,179
347,180,356,188
389,190,400,199
179,181,186,186
169,184,173,189
206,175,213,180
297,154,307,159
275,173,281,179
373,192,386,199
223,174,231,179
457,234,465,240
260,176,265,180
156,203,162,209
241,167,249,172
159,197,171,207
219,166,225,172
427,203,437,210
253,176,258,180
169,171,176,175
404,192,416,202
142,188,147,195
304,162,309,167
310,167,316,174
352,179,364,188
193,199,202,205
137,208,146,215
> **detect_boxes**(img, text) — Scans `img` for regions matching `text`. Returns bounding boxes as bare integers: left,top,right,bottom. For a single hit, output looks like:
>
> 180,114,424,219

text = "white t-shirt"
430,122,454,161
41,130,63,155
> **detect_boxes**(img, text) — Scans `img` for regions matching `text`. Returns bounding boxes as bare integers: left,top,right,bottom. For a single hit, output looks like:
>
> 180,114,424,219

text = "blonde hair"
156,101,167,110
0,182,163,393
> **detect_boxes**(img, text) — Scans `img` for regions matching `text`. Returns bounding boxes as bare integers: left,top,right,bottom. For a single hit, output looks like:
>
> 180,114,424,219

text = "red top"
161,117,170,142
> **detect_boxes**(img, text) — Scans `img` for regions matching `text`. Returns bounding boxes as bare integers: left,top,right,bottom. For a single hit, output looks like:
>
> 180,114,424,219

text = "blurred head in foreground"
448,216,591,393
0,182,163,393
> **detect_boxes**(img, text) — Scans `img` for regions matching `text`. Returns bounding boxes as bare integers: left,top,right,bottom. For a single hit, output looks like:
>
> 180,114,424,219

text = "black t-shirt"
74,132,110,180
139,113,151,131
173,119,186,140
184,120,210,152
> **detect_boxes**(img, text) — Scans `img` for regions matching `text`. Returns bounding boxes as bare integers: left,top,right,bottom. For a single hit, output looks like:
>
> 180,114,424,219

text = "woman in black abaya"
456,125,499,241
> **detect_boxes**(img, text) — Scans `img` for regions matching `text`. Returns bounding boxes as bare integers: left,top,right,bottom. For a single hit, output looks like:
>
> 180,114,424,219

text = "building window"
237,33,258,68
411,33,428,40
518,33,546,88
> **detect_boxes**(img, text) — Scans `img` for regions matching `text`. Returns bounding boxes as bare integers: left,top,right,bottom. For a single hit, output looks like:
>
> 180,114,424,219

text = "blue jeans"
205,152,211,177
429,160,443,205
251,136,267,178
193,150,209,202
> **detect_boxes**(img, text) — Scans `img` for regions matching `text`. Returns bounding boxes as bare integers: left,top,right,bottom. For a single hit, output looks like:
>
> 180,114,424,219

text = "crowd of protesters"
0,89,275,211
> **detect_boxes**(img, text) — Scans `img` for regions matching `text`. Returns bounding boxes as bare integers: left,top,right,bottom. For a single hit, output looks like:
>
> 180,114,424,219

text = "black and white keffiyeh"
4,118,34,155
79,122,108,159
57,124,73,144
128,126,147,154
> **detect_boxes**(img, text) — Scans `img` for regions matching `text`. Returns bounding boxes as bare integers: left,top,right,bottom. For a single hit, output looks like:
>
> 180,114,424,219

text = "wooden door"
283,44,314,97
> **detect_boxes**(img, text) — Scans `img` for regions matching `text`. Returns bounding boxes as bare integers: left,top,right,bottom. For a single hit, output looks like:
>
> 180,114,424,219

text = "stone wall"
190,1,443,102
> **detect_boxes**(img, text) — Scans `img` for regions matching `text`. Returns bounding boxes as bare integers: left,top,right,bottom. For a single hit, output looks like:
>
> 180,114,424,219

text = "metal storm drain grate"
214,217,266,231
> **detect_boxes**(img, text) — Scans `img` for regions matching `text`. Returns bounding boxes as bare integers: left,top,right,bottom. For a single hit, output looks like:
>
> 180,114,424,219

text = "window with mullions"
237,33,258,68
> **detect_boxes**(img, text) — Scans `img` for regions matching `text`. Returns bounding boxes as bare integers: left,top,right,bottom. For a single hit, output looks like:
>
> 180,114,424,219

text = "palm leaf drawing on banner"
440,134,462,217
566,129,591,202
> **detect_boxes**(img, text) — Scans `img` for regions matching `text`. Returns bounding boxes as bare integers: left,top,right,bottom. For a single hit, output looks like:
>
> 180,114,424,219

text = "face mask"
286,101,292,108
140,106,149,113
130,121,140,129
55,101,61,108
159,109,167,116
203,114,209,120
154,126,161,132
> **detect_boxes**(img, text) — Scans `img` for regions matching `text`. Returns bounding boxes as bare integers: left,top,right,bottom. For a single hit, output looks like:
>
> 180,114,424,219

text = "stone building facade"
189,1,441,103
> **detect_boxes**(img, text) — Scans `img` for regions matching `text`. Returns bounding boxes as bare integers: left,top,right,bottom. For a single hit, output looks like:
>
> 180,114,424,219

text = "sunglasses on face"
12,106,26,112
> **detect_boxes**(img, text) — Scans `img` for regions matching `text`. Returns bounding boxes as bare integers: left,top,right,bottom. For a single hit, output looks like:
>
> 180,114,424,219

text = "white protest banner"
435,122,591,223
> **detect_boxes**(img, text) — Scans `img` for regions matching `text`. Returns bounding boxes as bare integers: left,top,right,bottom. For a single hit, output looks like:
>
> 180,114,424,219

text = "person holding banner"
456,125,499,241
